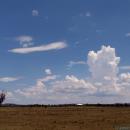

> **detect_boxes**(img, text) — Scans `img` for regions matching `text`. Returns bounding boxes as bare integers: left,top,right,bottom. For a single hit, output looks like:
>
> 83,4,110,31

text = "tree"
0,91,6,105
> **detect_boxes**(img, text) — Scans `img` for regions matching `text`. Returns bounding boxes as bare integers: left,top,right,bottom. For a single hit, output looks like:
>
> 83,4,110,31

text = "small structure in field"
77,103,83,106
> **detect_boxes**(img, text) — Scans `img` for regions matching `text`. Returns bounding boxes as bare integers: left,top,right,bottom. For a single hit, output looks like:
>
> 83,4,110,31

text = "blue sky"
0,0,130,104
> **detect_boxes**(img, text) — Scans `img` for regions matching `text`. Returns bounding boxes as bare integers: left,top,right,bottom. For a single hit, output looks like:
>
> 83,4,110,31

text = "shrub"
0,91,6,105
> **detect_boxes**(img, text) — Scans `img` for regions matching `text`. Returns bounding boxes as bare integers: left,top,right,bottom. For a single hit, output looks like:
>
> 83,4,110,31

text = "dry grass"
0,106,130,130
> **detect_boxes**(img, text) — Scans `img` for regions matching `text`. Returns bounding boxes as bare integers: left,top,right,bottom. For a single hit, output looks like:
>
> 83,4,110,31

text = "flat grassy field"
0,106,130,130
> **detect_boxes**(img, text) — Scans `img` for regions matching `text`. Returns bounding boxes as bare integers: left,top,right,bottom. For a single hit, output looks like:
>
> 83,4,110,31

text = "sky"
0,0,130,104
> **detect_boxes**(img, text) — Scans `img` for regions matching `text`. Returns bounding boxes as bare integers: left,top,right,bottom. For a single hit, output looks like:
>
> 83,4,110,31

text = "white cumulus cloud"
87,45,120,82
51,75,96,94
119,73,130,82
87,45,121,94
15,75,57,97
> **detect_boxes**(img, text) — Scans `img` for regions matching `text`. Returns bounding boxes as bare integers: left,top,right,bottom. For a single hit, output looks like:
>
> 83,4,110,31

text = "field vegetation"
0,105,130,130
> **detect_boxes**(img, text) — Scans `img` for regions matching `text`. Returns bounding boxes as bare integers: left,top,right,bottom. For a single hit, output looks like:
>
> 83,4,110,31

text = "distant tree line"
2,103,130,107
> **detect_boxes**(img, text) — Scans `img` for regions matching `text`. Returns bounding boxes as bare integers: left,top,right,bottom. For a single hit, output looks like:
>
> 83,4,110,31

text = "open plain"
0,106,130,130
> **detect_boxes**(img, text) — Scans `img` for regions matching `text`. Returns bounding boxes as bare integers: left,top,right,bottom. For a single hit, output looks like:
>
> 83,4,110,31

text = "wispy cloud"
85,12,91,17
120,66,130,70
9,41,67,54
125,33,130,37
15,35,34,48
32,9,39,16
45,69,52,75
15,35,33,43
80,12,91,17
0,77,20,83
67,61,86,68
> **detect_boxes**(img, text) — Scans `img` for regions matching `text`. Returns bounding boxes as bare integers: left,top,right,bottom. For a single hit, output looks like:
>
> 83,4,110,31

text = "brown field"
0,106,130,130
